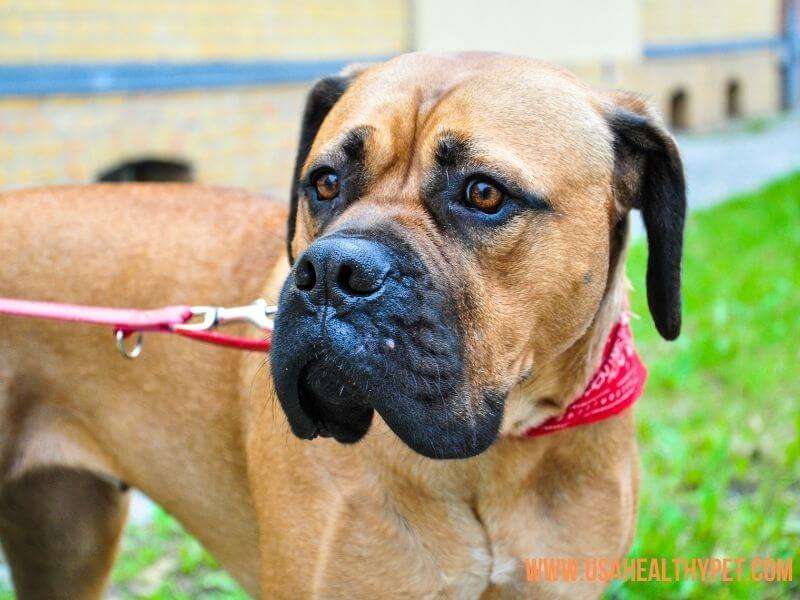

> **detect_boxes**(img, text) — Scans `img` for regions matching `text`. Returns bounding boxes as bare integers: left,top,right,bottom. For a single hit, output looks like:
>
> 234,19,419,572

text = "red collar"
524,313,647,437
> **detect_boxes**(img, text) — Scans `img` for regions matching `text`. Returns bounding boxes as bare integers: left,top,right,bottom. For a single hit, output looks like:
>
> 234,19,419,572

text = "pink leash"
0,297,273,358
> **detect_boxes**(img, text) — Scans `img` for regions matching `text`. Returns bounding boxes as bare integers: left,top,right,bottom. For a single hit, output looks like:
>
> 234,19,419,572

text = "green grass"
108,509,248,599
1,173,798,599
611,172,800,599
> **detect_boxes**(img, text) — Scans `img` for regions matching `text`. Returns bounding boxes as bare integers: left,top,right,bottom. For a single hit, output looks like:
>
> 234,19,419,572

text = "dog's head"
270,53,685,459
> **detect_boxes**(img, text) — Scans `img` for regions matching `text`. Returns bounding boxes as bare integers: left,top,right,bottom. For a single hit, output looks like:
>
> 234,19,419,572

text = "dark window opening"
97,158,193,183
780,63,791,111
726,79,742,118
669,89,689,130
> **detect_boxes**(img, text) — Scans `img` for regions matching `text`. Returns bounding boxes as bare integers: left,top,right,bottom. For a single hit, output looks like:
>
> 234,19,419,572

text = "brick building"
0,0,797,193
0,0,409,194
416,0,799,130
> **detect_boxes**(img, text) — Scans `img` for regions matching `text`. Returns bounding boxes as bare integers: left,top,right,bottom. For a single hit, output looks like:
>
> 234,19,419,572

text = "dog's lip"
295,363,373,443
274,363,319,440
297,373,332,438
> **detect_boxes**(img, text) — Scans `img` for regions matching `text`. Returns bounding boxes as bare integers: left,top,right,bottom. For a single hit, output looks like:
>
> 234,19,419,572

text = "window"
669,89,689,130
726,79,742,119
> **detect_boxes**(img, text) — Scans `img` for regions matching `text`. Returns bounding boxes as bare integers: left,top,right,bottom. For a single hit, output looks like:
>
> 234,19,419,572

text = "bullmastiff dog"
0,52,684,598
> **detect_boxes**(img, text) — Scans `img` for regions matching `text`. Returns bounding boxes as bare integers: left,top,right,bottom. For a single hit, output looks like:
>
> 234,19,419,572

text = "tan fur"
0,53,673,598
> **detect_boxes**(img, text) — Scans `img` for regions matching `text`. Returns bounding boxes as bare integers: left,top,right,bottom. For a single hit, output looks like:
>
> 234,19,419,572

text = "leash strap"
0,297,273,358
0,298,192,331
172,328,271,352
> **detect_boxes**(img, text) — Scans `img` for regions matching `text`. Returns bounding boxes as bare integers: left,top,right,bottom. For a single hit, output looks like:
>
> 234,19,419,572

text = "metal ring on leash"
115,329,143,359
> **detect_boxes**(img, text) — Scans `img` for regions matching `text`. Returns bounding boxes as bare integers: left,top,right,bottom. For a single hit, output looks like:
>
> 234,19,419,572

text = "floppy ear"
606,93,686,340
287,75,351,263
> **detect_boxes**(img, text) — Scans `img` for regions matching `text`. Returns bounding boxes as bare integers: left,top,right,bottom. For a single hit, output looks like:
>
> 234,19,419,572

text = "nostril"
337,263,382,297
294,258,317,291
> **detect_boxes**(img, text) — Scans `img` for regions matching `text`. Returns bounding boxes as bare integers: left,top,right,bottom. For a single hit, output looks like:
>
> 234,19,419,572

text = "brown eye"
314,171,340,201
466,178,505,213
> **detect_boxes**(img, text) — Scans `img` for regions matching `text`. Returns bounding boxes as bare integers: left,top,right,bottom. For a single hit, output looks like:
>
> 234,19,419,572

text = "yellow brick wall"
568,0,785,130
0,1,410,193
0,0,788,195
0,85,313,195
0,0,409,62
571,50,781,130
635,51,781,129
641,0,782,43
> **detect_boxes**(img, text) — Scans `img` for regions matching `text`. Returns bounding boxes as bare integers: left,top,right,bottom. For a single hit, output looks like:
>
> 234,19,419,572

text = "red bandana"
524,313,647,437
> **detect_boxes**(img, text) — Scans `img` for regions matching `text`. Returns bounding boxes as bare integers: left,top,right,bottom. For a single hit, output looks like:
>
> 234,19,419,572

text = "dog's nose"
293,237,390,303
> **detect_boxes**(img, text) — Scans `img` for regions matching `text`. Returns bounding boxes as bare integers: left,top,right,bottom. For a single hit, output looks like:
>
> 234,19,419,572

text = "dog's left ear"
606,92,687,341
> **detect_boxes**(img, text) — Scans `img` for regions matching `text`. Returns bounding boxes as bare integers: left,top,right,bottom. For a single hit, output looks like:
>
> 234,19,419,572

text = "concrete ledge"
644,37,785,59
0,57,392,97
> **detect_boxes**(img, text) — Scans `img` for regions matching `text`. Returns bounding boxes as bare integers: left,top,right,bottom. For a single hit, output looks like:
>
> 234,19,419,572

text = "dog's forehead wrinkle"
434,132,472,168
329,58,613,205
336,65,484,179
313,126,371,168
341,125,373,161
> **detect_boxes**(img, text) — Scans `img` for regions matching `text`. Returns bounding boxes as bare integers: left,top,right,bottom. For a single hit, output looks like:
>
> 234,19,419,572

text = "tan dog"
0,52,684,599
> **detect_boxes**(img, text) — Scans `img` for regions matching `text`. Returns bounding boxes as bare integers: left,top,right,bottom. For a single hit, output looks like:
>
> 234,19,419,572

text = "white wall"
412,0,642,63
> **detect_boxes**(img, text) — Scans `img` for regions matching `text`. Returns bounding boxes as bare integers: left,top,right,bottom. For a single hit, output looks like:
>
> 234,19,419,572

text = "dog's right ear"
287,75,351,264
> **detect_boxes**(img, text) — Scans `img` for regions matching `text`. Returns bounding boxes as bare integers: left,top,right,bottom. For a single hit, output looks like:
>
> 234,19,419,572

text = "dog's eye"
465,178,505,213
314,171,340,201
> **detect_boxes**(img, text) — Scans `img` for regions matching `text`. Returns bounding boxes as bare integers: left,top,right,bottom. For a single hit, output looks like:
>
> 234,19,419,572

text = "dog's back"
0,184,286,597
0,184,286,306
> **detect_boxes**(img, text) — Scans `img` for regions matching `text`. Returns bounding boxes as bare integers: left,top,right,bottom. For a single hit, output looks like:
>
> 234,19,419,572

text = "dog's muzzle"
270,232,504,459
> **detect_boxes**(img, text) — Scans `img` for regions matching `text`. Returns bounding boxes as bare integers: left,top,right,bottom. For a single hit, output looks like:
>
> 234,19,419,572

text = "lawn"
613,172,800,599
1,173,798,599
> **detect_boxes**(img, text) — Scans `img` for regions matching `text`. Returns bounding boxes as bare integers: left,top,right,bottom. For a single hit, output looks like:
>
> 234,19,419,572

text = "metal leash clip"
174,298,278,333
115,299,277,359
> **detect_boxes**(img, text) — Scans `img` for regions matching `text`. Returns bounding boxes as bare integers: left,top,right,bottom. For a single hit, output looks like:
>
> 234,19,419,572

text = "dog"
0,52,685,599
